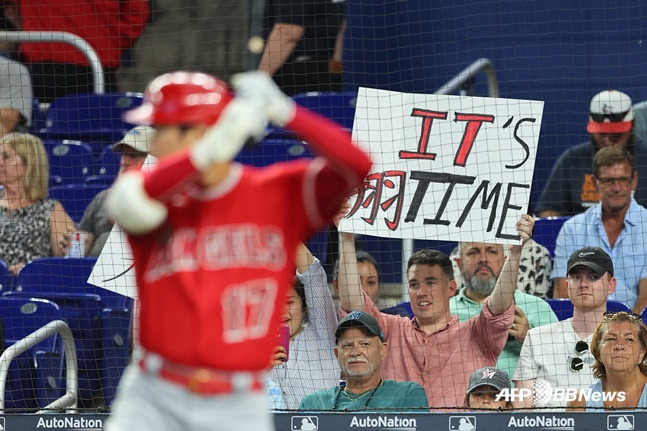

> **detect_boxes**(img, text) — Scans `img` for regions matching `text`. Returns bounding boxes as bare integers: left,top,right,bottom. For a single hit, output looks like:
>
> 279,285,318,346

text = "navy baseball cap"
335,311,384,342
466,367,511,394
567,247,614,277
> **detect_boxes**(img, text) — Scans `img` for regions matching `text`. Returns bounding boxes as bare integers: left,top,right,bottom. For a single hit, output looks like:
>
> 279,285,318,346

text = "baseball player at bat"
104,70,372,431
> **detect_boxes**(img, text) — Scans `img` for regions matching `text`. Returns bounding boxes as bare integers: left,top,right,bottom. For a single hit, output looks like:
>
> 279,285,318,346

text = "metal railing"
0,31,104,94
0,320,78,413
401,58,499,297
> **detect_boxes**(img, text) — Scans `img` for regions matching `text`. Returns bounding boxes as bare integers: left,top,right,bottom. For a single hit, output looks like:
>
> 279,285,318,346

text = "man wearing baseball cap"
78,125,155,256
299,311,429,411
536,89,647,217
551,145,647,311
513,247,616,408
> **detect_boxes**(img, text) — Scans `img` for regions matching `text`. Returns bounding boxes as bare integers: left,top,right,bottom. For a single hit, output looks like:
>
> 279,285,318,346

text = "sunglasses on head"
589,112,629,123
603,311,642,320
569,340,589,373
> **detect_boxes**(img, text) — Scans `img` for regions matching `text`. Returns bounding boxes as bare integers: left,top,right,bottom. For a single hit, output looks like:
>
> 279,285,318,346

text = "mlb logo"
291,416,318,431
607,414,634,430
448,415,476,430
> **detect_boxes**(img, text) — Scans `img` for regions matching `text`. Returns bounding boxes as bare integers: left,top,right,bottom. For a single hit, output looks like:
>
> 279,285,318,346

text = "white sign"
340,88,544,244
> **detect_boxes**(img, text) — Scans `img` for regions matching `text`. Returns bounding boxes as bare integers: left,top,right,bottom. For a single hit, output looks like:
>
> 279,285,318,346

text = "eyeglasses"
596,176,633,187
603,311,642,320
569,340,589,372
589,112,629,123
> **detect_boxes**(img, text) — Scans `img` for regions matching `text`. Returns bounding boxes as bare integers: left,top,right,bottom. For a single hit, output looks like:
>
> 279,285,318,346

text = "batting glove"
190,97,267,170
231,71,296,127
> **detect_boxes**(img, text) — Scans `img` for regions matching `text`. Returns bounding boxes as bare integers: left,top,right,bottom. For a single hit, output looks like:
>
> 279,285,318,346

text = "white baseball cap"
586,90,634,134
112,125,155,154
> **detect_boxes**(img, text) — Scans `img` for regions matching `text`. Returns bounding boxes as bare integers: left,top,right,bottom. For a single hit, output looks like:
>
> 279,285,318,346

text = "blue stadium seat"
533,216,570,256
42,139,93,186
29,99,48,134
91,144,121,182
235,139,313,167
546,298,632,321
41,92,144,153
49,184,108,224
9,257,133,407
292,91,357,129
0,297,66,409
642,306,647,326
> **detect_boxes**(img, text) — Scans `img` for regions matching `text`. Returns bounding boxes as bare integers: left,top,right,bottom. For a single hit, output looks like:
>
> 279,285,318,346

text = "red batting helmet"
125,71,233,126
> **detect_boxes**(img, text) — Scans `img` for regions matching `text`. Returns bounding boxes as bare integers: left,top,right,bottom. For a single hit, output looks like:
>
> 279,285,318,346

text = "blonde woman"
0,132,75,274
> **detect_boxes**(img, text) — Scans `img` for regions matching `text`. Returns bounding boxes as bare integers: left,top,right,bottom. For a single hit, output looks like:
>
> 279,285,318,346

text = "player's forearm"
142,151,201,202
487,245,521,315
258,24,303,76
338,232,365,312
287,106,372,187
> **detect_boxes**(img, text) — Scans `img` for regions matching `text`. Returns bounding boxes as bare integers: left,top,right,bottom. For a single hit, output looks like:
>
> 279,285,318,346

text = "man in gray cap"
78,126,155,256
513,247,616,408
299,311,429,411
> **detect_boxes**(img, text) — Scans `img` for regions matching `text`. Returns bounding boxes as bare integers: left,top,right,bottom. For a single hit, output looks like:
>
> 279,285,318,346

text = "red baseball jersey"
129,160,341,371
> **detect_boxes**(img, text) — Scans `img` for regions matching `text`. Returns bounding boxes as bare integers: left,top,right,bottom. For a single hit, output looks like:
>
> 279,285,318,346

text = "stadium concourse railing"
0,31,104,94
399,57,500,298
0,320,78,413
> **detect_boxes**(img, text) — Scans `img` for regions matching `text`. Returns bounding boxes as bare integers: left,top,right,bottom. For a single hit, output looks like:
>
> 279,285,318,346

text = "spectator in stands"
567,311,647,410
331,248,411,317
268,242,339,410
0,132,75,273
551,146,647,313
299,311,429,411
337,214,533,408
451,239,553,298
2,0,149,103
513,247,616,408
450,241,558,378
464,367,513,410
268,203,350,410
536,90,647,217
259,0,345,95
0,55,32,134
78,126,154,257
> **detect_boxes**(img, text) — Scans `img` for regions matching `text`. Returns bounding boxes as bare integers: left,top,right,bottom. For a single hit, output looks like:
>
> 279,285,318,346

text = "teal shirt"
298,380,429,412
449,288,558,377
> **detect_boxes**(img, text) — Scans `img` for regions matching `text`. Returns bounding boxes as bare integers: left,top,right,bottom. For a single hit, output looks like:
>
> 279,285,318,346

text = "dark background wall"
342,0,647,209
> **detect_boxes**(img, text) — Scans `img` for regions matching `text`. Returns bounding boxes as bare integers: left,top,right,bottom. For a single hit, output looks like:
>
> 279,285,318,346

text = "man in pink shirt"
337,215,533,409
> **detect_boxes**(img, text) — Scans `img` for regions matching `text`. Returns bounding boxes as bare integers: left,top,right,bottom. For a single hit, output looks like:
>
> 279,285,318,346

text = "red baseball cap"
586,90,634,134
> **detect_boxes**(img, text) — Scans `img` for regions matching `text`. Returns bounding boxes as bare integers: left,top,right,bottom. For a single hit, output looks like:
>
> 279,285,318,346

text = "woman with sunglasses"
568,312,647,410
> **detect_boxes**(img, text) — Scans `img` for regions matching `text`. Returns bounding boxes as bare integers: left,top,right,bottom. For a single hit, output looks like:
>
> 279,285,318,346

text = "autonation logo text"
350,415,417,429
495,378,626,407
508,415,575,430
36,416,103,429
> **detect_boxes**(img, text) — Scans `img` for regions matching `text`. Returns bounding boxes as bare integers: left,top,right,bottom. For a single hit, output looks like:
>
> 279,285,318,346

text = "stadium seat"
0,297,66,409
546,298,632,321
642,306,647,326
48,184,108,224
29,99,48,134
292,91,357,129
10,257,133,407
90,144,121,182
41,92,144,153
532,216,570,256
235,139,313,167
42,139,93,186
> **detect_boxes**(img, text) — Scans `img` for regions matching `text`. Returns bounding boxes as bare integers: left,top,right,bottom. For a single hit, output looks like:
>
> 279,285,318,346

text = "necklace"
333,379,384,410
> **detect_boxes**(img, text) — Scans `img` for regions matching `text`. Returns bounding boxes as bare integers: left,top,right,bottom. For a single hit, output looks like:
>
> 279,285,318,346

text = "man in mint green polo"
299,311,429,412
449,242,557,377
